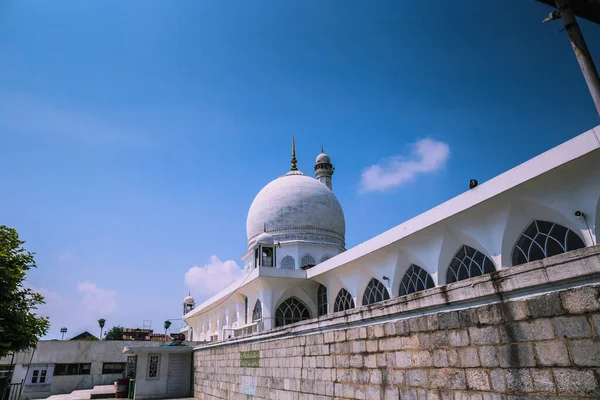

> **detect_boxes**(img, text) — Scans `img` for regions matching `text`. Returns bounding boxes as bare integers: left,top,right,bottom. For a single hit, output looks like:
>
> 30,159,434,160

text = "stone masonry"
194,284,600,399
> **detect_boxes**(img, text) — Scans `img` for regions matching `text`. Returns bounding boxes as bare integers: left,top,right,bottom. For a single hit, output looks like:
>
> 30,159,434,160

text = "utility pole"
60,327,67,340
545,0,600,116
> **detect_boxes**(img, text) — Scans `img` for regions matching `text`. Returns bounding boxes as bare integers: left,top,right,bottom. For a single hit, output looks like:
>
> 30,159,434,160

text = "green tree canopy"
0,225,49,358
104,326,124,340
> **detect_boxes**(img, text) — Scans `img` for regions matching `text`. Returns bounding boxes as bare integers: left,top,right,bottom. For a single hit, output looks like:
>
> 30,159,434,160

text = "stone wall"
193,284,600,399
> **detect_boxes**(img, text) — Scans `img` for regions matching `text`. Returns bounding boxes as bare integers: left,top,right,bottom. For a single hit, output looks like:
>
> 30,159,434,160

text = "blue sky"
1,0,599,339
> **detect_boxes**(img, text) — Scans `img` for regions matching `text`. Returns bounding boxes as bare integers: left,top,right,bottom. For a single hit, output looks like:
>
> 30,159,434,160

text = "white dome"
184,295,194,304
316,153,330,164
255,231,274,245
246,171,345,248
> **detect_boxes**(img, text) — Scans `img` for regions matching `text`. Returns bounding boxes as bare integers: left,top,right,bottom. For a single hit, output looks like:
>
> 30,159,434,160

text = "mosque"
181,128,600,343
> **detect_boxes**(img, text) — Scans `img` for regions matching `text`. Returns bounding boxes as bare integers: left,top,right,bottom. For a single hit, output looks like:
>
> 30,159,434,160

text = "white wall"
133,352,191,400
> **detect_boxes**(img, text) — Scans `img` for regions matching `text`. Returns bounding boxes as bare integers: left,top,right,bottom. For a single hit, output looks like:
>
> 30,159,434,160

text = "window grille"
30,368,48,384
102,363,126,374
252,300,262,322
262,247,273,267
362,278,390,306
301,255,316,269
321,255,331,263
399,264,435,296
147,355,160,379
317,285,327,316
54,363,91,376
275,297,311,327
281,256,295,270
512,220,585,266
446,245,495,284
333,288,355,312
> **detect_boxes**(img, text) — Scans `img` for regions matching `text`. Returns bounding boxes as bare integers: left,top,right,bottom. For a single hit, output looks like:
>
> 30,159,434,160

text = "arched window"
399,264,435,296
447,245,495,284
301,255,316,269
252,300,262,322
281,255,295,270
362,278,390,306
512,220,586,266
262,247,273,267
231,310,238,324
321,255,332,263
317,285,327,316
275,297,311,327
244,297,248,324
333,288,355,312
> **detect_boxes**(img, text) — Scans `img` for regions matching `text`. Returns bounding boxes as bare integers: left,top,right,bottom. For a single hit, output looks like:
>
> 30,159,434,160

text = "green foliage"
104,326,124,340
0,225,50,358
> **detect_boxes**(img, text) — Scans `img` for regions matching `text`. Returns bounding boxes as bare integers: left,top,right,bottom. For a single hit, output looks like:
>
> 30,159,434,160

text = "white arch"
437,229,496,285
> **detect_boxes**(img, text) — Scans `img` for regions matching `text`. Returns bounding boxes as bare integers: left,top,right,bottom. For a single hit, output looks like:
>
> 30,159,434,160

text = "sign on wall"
240,351,260,368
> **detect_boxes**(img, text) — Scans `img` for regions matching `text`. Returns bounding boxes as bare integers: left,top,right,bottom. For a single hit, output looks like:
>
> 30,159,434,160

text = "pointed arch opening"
512,220,586,266
281,255,295,270
252,299,262,322
362,278,390,306
321,255,332,263
446,245,495,284
275,297,311,327
317,284,327,316
301,254,316,269
333,288,355,312
399,264,435,296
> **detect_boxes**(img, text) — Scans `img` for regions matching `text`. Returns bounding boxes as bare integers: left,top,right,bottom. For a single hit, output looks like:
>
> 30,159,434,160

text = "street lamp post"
97,318,106,340
60,327,67,340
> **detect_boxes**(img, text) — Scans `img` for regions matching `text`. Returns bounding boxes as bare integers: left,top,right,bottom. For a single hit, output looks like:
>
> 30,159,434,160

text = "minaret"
314,145,334,190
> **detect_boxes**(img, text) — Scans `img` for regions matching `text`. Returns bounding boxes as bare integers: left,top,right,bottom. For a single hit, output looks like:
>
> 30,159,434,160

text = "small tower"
183,292,195,315
314,145,334,190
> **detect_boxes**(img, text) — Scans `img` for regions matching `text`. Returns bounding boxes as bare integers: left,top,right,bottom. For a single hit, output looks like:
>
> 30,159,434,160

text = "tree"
0,225,49,358
104,326,124,340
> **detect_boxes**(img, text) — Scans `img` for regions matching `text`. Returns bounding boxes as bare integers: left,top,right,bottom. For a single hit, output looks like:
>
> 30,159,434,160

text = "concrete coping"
122,346,193,355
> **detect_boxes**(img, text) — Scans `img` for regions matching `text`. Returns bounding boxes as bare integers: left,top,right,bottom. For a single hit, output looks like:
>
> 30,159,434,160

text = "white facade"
0,340,163,400
184,127,600,343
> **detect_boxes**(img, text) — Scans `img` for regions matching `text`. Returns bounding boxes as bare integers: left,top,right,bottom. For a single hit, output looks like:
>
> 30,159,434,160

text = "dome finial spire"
291,136,298,171
321,144,324,153
263,222,267,232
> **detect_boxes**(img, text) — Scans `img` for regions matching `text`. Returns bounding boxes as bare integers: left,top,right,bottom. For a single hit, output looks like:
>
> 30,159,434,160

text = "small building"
0,340,163,400
122,344,194,400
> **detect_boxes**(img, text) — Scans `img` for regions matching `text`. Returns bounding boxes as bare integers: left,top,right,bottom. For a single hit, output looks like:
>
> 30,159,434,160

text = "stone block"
406,369,428,387
347,327,361,341
528,292,564,318
365,386,381,400
433,349,449,368
554,315,592,338
396,351,412,368
395,319,410,336
418,333,433,349
376,353,387,367
477,303,504,325
382,322,396,337
429,369,446,389
386,351,396,368
409,316,428,333
349,354,364,368
439,311,460,329
433,331,449,347
447,349,460,367
446,369,467,390
411,350,432,367
427,314,439,331
497,343,535,368
499,300,530,322
561,286,600,314
335,355,349,368
459,308,478,327
489,369,506,393
478,345,498,367
373,324,385,338
383,387,399,400
465,369,490,391
499,319,554,343
323,331,334,344
569,339,600,366
366,340,378,353
554,368,599,396
370,369,382,385
534,341,570,366
389,370,405,386
591,313,600,336
398,389,417,400
334,331,346,343
468,326,500,345
449,329,470,347
531,368,555,393
402,335,420,349
458,347,480,367
506,368,533,393
364,354,377,368
351,340,367,353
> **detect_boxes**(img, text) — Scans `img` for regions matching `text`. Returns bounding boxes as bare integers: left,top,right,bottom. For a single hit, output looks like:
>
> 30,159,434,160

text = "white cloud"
184,256,244,300
58,251,80,263
77,281,118,315
359,138,450,193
